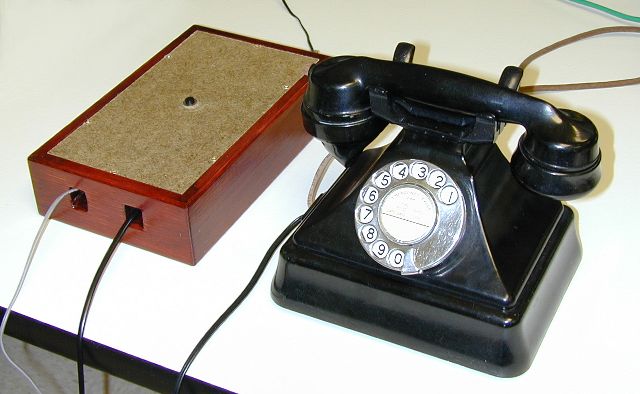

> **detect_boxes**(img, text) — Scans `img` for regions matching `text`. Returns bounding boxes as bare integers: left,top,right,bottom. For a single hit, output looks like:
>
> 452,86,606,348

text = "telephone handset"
272,43,601,376
302,44,600,199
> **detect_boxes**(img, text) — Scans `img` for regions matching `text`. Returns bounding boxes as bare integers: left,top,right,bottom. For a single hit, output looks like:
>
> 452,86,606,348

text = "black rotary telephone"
271,43,601,376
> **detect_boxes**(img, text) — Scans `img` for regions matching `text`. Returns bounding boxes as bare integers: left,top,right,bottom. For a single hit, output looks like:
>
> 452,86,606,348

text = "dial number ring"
354,159,465,274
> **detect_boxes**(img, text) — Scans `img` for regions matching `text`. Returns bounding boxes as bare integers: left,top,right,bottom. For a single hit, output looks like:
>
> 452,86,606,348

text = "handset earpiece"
302,44,416,166
510,108,601,200
302,56,389,166
499,65,601,200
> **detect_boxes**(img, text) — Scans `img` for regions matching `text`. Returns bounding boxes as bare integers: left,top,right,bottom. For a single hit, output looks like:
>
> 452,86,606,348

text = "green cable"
568,0,640,23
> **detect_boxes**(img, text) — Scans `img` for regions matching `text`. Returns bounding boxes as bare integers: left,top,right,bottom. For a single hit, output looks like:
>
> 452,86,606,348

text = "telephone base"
272,206,580,377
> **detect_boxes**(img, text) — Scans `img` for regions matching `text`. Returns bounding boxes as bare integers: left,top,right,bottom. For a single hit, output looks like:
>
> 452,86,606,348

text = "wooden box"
28,26,322,264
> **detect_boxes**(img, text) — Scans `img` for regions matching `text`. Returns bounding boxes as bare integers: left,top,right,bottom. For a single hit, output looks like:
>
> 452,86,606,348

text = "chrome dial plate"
354,159,465,275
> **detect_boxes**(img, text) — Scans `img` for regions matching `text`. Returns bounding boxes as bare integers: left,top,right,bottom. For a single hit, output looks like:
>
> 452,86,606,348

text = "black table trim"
0,307,232,393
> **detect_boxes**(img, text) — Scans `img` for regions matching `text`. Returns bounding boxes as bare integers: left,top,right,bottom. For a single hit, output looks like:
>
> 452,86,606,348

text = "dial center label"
379,186,436,244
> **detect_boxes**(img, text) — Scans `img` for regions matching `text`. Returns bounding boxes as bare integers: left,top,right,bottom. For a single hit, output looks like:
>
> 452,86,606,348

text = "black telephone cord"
281,0,315,52
173,213,306,394
76,210,140,394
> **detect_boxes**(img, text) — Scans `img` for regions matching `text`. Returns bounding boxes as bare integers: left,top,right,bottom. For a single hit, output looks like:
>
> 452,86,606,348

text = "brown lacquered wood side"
28,160,194,263
188,79,311,262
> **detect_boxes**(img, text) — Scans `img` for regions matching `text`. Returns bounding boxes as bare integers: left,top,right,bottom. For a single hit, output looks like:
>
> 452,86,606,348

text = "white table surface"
1,1,639,393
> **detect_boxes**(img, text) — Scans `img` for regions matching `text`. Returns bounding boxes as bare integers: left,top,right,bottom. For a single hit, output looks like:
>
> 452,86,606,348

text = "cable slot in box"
69,190,88,212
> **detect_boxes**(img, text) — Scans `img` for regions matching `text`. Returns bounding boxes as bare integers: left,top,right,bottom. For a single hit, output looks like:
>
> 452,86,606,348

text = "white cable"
0,188,77,394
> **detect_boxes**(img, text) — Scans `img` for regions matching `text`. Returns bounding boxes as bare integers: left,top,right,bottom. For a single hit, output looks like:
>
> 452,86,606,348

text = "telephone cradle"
271,43,601,377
